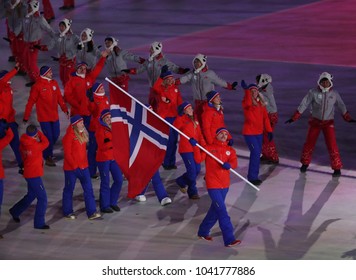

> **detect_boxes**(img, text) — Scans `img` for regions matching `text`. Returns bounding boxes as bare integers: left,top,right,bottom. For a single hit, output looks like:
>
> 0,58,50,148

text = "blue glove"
189,138,197,147
228,139,234,146
161,65,169,73
241,80,248,89
222,162,231,170
267,132,273,142
231,81,238,90
86,88,94,102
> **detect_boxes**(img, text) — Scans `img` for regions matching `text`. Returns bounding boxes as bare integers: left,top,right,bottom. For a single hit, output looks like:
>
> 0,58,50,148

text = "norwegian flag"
108,81,169,198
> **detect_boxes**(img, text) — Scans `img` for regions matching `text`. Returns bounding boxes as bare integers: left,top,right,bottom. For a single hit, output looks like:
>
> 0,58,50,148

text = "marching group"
0,0,355,247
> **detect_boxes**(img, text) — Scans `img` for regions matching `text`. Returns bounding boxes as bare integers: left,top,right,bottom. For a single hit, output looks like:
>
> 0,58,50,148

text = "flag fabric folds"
109,82,170,198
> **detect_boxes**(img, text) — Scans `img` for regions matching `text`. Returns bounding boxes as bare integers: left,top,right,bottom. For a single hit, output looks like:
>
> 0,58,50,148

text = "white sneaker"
135,195,146,202
160,197,172,206
88,212,101,220
65,213,77,220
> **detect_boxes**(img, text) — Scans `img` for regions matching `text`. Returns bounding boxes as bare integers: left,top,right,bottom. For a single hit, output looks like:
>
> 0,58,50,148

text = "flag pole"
105,77,260,191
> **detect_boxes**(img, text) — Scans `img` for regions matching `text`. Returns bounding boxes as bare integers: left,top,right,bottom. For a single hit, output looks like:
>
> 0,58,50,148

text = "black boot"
332,169,341,177
300,164,308,173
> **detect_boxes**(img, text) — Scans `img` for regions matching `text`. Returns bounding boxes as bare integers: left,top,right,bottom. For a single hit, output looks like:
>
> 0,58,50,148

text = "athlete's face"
216,131,228,142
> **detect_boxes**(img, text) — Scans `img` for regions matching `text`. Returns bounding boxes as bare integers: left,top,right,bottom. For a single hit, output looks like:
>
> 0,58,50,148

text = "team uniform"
95,110,123,212
174,102,206,199
105,37,144,93
9,128,50,229
47,19,80,87
135,41,188,111
64,56,106,121
257,74,279,164
153,73,183,169
287,72,355,176
62,116,101,220
5,1,26,72
242,83,272,185
0,124,14,212
201,90,232,145
23,66,68,165
22,1,55,84
0,67,23,171
76,28,101,71
87,83,110,178
177,54,237,124
197,128,240,247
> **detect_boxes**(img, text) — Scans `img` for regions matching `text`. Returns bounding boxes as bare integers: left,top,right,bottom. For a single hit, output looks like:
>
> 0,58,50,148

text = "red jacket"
62,125,88,171
173,114,206,153
88,95,109,132
20,131,49,178
23,77,68,122
153,78,183,119
0,68,17,123
201,103,226,145
95,122,114,162
204,139,237,189
64,56,105,117
242,89,272,135
0,129,14,179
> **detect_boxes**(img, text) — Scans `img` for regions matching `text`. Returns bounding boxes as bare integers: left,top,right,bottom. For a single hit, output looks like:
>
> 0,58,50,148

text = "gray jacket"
136,55,181,87
5,3,26,35
297,88,347,120
48,32,80,60
179,69,228,101
22,14,54,42
76,43,101,69
106,49,141,77
260,83,277,113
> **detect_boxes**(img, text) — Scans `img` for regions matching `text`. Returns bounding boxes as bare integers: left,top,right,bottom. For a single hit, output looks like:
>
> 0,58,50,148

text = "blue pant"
40,120,60,159
163,117,178,167
244,134,263,181
9,122,22,168
62,168,97,217
198,188,235,246
97,160,123,210
9,177,48,228
140,171,168,203
88,130,98,177
176,152,200,198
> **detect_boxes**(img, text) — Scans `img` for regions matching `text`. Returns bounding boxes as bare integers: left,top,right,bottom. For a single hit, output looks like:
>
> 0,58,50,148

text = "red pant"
63,0,75,6
59,56,76,87
301,118,342,170
262,112,279,162
23,41,40,82
42,0,55,20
